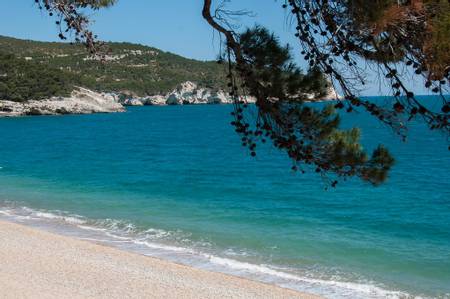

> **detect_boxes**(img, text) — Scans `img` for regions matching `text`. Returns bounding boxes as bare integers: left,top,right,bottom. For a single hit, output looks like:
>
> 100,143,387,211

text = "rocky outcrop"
164,81,233,105
307,86,341,102
123,98,144,106
0,82,341,117
120,81,254,106
141,95,166,106
120,81,340,106
0,87,125,117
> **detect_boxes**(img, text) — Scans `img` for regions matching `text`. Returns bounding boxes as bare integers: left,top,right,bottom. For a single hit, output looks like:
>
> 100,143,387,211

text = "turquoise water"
0,101,449,298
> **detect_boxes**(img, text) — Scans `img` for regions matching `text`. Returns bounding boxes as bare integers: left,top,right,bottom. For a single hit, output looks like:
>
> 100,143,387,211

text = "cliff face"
1,36,339,106
120,81,340,106
0,87,124,117
145,81,242,105
0,82,340,117
117,81,236,106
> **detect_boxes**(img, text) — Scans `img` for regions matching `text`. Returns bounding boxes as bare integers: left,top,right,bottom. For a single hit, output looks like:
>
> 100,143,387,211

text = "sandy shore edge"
0,220,320,299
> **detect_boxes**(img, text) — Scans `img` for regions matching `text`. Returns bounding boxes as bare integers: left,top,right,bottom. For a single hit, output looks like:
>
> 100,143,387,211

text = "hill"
0,35,227,99
0,52,82,102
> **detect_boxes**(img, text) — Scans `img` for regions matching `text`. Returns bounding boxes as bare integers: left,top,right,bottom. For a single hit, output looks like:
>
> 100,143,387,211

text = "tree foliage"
0,35,228,96
0,52,74,101
218,25,395,186
276,0,450,137
32,0,449,186
34,0,116,55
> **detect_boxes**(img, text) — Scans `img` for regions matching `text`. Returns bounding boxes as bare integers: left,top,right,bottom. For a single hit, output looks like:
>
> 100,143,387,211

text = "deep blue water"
0,101,449,298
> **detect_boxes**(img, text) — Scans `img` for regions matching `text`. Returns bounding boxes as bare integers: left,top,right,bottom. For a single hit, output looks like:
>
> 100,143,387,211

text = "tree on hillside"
0,52,75,101
34,0,449,186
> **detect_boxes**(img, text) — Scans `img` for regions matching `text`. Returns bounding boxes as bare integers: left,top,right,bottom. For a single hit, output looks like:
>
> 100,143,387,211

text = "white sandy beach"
0,220,319,299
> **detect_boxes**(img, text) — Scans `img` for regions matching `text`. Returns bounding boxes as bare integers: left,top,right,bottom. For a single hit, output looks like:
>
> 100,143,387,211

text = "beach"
0,220,318,299
0,103,449,298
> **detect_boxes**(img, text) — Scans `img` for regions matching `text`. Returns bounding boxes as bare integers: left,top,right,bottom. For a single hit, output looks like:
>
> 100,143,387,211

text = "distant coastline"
117,81,340,107
0,81,339,117
0,35,339,117
0,87,124,117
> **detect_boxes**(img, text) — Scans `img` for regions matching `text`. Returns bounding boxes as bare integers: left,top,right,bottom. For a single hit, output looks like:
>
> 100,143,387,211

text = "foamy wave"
34,211,86,225
200,254,409,298
142,228,173,239
0,209,11,216
77,225,107,232
92,219,137,234
135,239,195,253
0,205,86,224
0,204,413,299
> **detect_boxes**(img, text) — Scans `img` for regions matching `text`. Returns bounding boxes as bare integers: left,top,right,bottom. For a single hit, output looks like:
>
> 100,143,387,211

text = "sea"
0,97,449,298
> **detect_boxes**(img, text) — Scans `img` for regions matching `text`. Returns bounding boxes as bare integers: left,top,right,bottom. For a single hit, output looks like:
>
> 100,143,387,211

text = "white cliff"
164,81,231,105
313,86,341,101
121,81,255,106
142,95,167,106
120,81,339,106
123,98,144,106
0,87,125,117
0,82,340,117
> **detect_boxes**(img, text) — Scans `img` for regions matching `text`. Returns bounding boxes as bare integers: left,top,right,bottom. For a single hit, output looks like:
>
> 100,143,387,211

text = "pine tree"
32,0,449,186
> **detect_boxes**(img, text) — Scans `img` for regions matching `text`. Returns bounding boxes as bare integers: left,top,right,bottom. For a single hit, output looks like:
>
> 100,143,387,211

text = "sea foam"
0,204,414,299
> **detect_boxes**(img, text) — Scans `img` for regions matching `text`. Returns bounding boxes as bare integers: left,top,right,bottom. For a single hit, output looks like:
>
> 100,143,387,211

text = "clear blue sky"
0,0,428,95
0,1,295,60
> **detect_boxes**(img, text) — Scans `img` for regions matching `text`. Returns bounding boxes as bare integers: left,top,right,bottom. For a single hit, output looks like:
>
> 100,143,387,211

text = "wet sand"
0,220,320,299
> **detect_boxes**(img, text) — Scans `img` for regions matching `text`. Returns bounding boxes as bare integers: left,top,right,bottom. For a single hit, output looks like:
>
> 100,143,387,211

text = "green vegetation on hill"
0,35,227,98
0,52,77,102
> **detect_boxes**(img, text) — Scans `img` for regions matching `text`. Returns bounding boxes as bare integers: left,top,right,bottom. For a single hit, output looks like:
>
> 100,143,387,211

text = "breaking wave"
0,203,416,299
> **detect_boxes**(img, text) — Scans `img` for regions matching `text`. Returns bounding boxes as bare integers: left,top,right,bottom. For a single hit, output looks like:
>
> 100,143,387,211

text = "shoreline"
0,204,410,299
0,98,338,118
0,219,320,299
0,81,339,117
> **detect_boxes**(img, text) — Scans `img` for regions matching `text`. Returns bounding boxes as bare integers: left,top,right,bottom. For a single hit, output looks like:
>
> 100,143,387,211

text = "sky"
0,1,294,60
0,0,429,95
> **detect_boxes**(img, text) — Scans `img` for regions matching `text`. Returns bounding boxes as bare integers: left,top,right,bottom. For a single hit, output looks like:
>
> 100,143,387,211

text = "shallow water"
0,99,449,298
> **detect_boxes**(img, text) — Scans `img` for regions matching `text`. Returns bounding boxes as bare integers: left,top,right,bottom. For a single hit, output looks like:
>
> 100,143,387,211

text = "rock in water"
117,81,341,106
0,87,125,117
145,81,255,105
123,98,144,106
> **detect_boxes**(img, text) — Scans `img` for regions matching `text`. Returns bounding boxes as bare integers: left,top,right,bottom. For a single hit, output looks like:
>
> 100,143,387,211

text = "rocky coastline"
119,81,245,106
0,87,124,117
0,81,339,117
119,81,340,106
